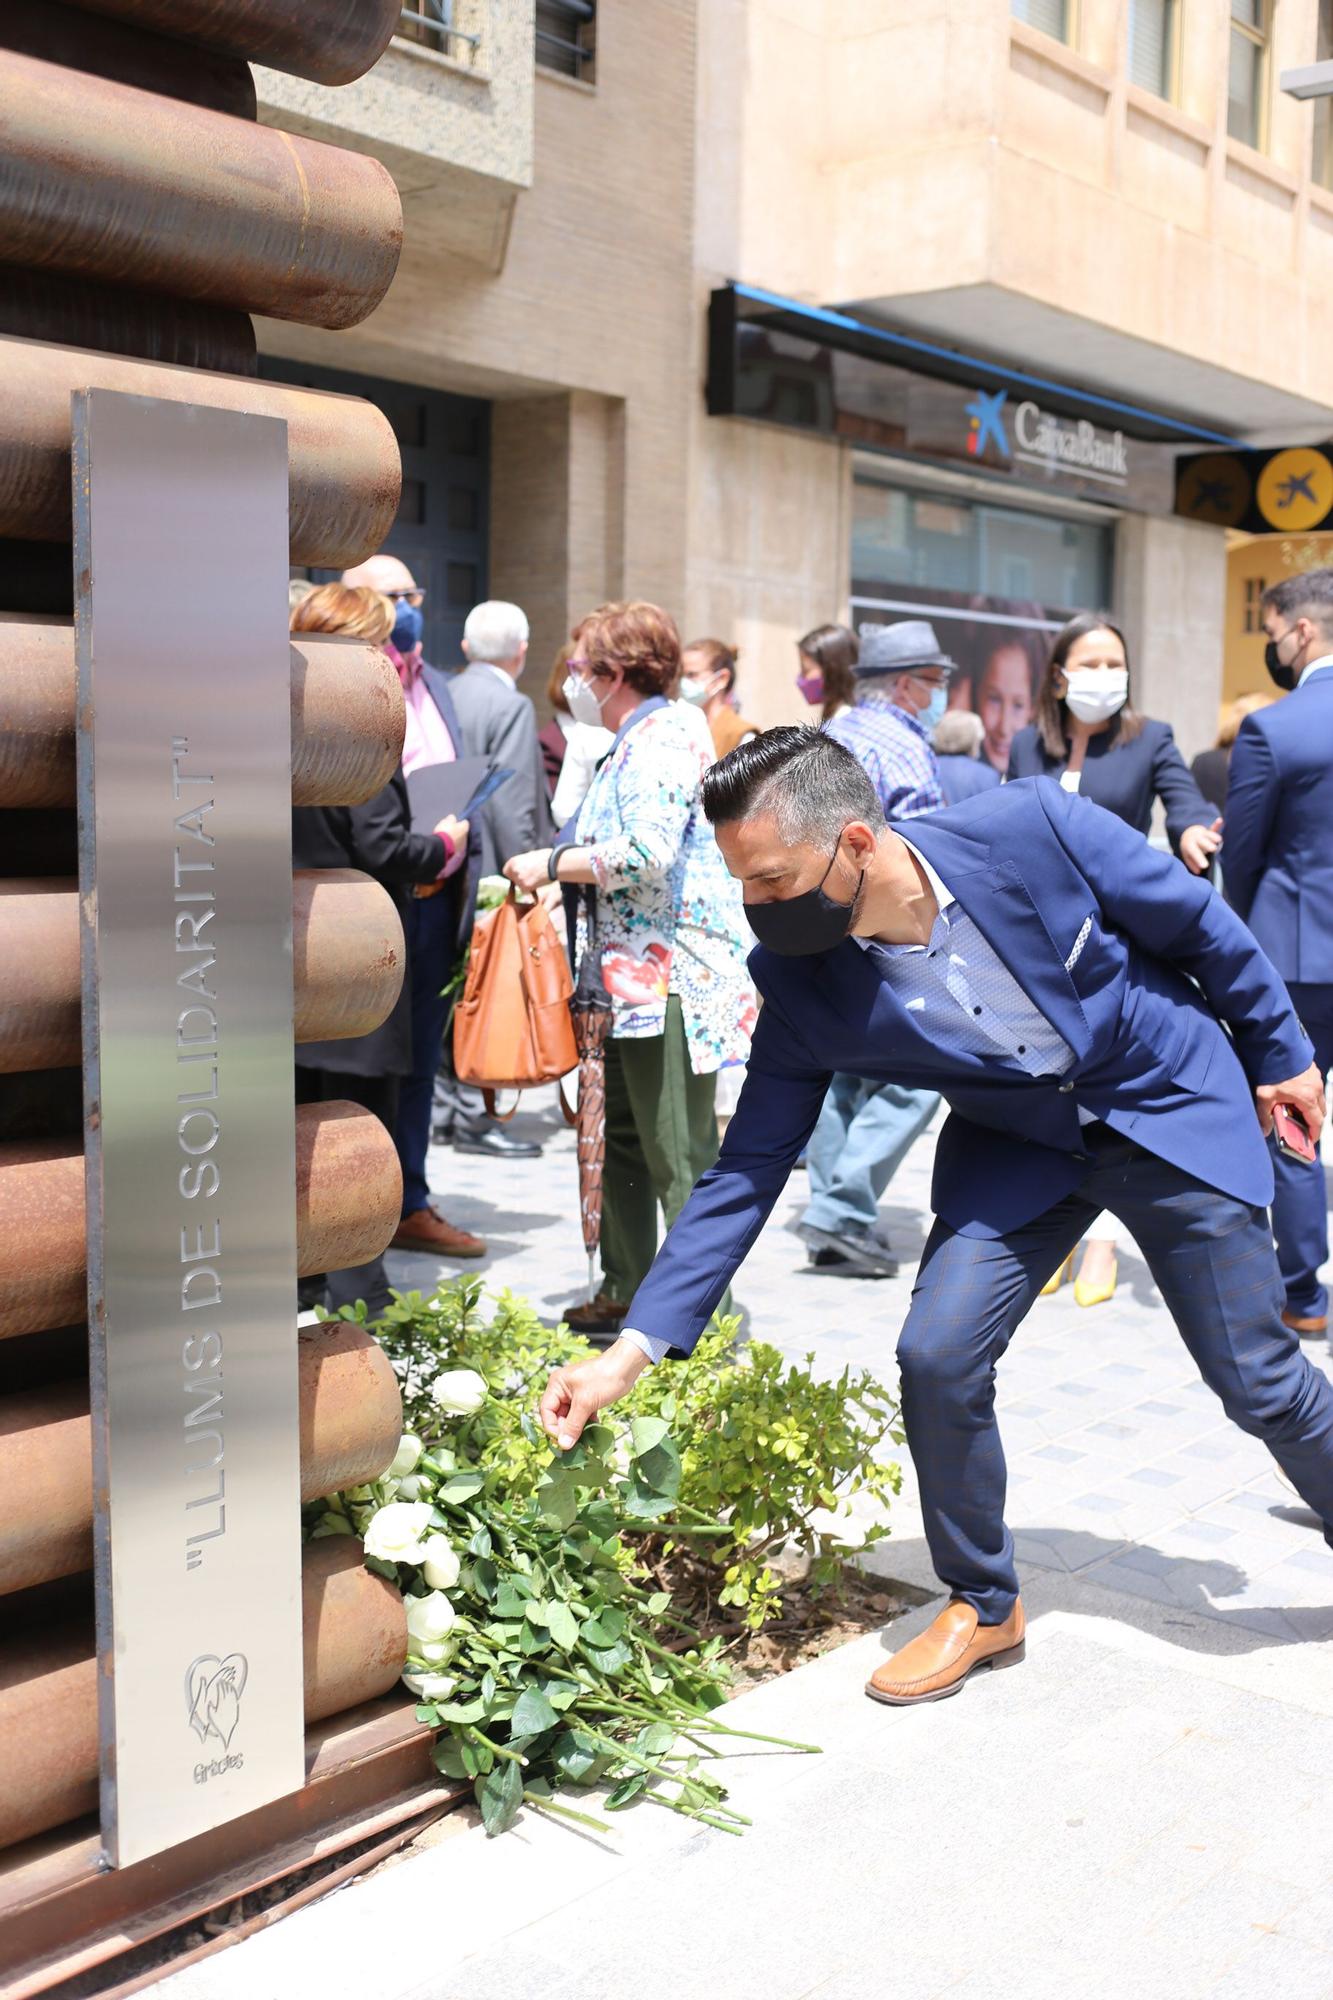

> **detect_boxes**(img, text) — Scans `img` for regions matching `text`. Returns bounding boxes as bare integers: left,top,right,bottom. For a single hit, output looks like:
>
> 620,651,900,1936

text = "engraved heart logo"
185,1652,249,1750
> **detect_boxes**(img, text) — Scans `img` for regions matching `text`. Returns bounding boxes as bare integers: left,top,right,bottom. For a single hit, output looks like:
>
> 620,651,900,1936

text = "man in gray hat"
796,619,954,1274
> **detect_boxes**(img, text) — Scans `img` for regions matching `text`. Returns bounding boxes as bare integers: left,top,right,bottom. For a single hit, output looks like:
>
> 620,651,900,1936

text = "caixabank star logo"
965,388,1010,461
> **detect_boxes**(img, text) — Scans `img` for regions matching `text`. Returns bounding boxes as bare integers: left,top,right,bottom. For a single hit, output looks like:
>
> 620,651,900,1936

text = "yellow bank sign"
1176,445,1333,534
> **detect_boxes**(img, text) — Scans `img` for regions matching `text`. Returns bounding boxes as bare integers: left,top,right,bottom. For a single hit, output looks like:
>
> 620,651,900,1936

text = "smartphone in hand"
1273,1103,1318,1165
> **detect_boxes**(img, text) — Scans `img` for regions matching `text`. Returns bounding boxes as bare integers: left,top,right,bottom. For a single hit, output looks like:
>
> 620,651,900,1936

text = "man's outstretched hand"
540,1339,652,1450
1256,1062,1327,1145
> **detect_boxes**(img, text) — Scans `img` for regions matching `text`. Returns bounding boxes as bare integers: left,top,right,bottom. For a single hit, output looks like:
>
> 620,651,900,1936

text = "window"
1128,0,1177,99
1315,1,1333,190
397,2,481,61
1243,576,1268,634
536,0,596,83
1228,0,1270,150
1011,0,1070,38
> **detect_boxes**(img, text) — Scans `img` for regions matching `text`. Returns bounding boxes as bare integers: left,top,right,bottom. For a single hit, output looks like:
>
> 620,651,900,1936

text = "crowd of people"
291,557,1333,1371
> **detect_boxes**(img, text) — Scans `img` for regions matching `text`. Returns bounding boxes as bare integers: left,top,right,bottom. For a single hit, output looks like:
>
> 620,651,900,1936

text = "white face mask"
564,670,609,729
679,675,716,708
1063,667,1128,725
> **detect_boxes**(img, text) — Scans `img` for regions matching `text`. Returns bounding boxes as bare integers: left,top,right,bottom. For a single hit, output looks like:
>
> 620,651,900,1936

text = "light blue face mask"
918,684,949,731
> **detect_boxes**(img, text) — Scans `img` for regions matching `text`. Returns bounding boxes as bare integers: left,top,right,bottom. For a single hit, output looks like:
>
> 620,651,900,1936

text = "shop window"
1243,576,1268,633
1011,0,1070,42
1228,0,1271,152
1315,1,1333,191
1129,0,1178,100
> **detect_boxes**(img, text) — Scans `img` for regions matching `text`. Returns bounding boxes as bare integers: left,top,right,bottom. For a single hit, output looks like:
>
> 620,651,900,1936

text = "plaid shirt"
826,688,945,821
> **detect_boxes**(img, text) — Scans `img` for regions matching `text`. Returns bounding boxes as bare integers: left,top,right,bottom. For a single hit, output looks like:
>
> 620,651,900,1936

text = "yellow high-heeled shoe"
1073,1256,1118,1308
1039,1252,1074,1297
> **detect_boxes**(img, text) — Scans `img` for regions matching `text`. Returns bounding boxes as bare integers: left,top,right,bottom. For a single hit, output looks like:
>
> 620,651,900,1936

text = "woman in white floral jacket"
505,601,756,1337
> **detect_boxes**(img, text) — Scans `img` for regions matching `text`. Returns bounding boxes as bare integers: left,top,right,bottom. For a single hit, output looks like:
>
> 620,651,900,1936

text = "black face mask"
1265,630,1300,692
744,839,865,956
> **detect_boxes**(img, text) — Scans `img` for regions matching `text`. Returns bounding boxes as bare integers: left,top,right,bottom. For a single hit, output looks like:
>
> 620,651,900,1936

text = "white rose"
416,1636,458,1664
395,1474,424,1502
420,1535,461,1590
389,1433,423,1478
430,1368,488,1417
405,1590,458,1646
362,1501,434,1566
403,1669,457,1700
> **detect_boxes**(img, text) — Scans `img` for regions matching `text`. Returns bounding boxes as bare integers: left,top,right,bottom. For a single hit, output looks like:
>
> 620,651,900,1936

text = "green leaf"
510,1687,560,1737
629,1415,669,1457
437,1471,485,1503
646,1591,671,1616
584,1639,633,1675
477,1757,524,1836
605,1772,649,1810
554,1729,602,1783
545,1601,580,1651
518,1619,548,1656
540,1678,581,1711
494,1581,531,1620
480,1669,498,1708
578,1605,626,1649
468,1524,494,1558
635,1437,681,1501
438,1697,487,1725
432,1737,469,1780
637,1722,676,1758
535,1472,579,1530
414,1702,440,1726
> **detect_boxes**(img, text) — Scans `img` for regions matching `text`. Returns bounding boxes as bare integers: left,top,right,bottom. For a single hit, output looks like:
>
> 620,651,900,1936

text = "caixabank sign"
965,387,1129,488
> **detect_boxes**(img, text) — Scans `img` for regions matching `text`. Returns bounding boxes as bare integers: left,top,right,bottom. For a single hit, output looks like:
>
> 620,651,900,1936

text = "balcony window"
1227,0,1270,151
536,0,596,84
1128,0,1177,99
1011,0,1070,39
1315,0,1333,190
397,2,481,61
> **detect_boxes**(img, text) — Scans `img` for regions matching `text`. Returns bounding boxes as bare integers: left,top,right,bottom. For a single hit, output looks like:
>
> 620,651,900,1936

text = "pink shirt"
387,643,465,880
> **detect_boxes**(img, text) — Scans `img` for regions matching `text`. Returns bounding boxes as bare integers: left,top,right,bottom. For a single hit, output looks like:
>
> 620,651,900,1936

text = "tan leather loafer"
391,1207,486,1258
1282,1308,1329,1338
866,1597,1025,1706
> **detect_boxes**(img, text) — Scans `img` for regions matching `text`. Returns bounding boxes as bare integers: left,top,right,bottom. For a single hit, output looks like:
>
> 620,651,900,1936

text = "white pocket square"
1065,917,1092,973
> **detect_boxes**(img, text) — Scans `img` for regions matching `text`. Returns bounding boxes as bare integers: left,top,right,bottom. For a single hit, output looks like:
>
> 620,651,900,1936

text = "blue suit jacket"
627,780,1312,1355
420,661,483,952
1222,664,1333,984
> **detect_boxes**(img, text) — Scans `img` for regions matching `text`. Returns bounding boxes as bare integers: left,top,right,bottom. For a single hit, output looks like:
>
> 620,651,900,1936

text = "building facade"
256,1,1333,763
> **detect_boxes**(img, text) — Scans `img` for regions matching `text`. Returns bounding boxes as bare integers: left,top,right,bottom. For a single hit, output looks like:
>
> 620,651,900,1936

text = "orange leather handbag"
452,889,577,1114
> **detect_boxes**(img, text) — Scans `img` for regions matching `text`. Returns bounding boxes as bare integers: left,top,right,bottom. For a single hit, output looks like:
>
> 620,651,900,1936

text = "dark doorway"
260,355,490,666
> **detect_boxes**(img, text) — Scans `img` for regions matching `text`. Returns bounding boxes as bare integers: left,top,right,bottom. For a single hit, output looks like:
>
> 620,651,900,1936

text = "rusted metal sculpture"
0,337,401,567
1,54,402,329
0,624,405,811
0,1538,408,1850
70,0,403,88
0,1319,403,1596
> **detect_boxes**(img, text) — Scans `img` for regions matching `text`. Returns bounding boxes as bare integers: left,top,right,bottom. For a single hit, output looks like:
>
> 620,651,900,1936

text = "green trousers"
599,995,723,1306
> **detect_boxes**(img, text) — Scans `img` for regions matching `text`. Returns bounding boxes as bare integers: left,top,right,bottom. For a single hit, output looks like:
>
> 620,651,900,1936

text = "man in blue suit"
540,728,1333,1705
1224,567,1333,1341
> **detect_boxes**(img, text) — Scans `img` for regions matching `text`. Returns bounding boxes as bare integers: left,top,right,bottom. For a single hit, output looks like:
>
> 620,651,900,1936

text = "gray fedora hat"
855,619,956,678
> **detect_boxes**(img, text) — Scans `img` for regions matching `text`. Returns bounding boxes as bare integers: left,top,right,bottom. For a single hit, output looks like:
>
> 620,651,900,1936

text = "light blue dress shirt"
619,838,1085,1365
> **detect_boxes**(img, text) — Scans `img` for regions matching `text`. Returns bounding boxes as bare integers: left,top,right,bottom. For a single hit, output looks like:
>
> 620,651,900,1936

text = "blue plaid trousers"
898,1124,1333,1621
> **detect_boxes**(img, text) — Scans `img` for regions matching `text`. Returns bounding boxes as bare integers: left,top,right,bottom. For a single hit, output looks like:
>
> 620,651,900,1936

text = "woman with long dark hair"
1008,611,1220,1308
795,622,858,724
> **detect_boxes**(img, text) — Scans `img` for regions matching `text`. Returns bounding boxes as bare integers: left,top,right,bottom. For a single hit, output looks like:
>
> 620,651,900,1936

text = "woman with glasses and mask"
503,602,755,1340
1008,611,1221,1308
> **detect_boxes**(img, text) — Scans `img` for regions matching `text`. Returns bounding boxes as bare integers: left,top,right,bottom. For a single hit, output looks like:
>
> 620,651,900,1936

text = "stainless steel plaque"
74,390,305,1867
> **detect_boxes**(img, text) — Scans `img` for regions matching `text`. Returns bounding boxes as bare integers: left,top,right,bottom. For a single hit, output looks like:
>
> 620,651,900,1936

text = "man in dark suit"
341,555,489,1255
538,729,1333,1706
432,599,552,1162
1224,567,1333,1341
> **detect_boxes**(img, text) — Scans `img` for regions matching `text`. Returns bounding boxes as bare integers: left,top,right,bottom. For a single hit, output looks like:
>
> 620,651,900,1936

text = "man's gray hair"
702,726,884,846
1261,567,1333,637
932,708,984,758
463,600,530,664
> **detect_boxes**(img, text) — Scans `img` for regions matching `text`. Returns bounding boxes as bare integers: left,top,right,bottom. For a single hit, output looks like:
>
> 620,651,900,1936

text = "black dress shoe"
797,1221,897,1277
451,1124,543,1160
